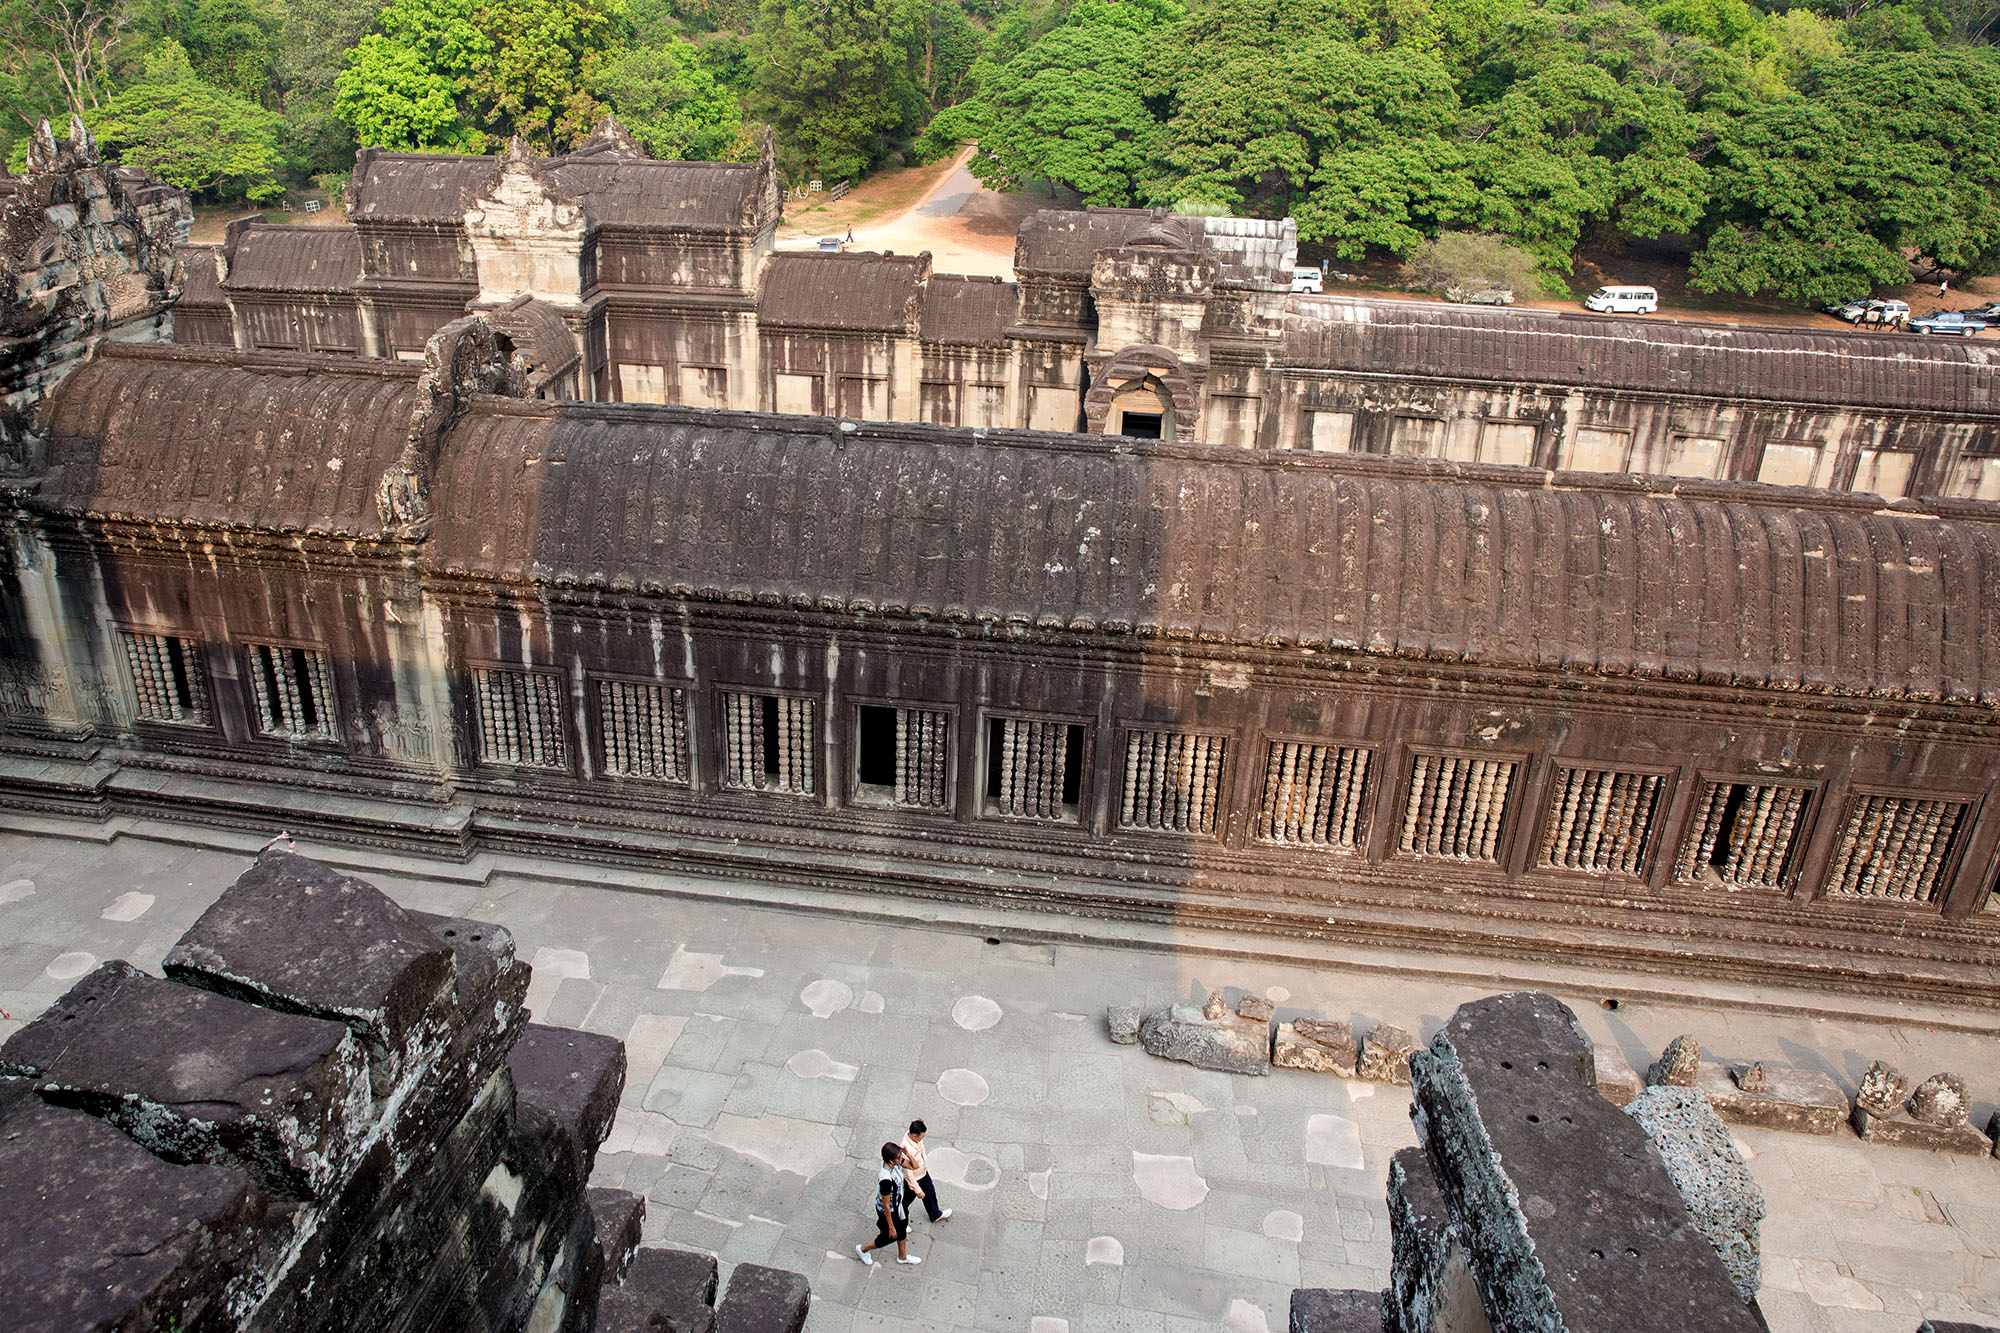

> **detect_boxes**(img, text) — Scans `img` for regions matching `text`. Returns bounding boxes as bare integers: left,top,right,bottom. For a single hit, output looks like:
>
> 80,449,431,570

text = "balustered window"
119,631,210,726
723,692,816,795
598,680,690,783
984,716,1084,822
1399,752,1517,861
245,643,337,741
472,667,568,769
855,705,951,810
1256,741,1372,849
1121,729,1229,836
1538,766,1664,875
1823,794,1969,905
1676,780,1812,891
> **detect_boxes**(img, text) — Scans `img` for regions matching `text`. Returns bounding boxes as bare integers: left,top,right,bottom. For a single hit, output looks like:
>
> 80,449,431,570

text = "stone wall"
1,850,626,1331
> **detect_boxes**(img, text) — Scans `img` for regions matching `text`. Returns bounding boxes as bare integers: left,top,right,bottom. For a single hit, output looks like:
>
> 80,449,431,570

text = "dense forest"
3,0,1998,301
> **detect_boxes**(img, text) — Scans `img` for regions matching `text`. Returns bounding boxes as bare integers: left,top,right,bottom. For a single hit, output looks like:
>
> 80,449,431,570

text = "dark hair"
908,1119,927,1136
880,1142,902,1164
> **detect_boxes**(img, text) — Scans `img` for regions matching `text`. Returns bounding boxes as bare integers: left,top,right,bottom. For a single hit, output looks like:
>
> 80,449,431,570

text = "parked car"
816,236,845,252
1953,302,2000,319
1582,284,1658,314
1826,298,1908,325
1446,284,1515,305
1909,310,1988,336
1291,267,1324,294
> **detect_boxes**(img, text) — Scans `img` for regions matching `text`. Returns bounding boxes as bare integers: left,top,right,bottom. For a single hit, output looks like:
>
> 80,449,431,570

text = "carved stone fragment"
1274,1020,1358,1076
1854,1060,1907,1116
1202,991,1227,1021
1733,1062,1769,1093
1238,994,1275,1023
1357,1023,1417,1084
1649,1035,1701,1087
1107,1004,1142,1044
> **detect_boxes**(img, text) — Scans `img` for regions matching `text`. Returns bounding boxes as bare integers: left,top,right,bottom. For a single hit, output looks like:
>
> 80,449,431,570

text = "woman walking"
855,1142,922,1266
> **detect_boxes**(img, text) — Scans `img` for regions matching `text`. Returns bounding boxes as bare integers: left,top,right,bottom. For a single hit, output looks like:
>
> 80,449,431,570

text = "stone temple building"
4,123,1999,1007
167,123,2000,501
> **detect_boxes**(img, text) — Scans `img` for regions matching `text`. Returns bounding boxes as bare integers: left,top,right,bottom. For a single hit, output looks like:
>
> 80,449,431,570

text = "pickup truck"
1909,311,1988,336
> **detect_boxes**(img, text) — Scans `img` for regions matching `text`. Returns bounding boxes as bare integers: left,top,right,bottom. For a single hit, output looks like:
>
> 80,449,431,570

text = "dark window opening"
1707,784,1749,873
857,705,897,789
759,694,781,779
1120,412,1164,440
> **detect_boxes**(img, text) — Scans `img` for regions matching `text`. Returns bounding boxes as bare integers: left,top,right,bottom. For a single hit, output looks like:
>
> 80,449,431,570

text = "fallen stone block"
1357,1022,1416,1084
1696,1062,1846,1135
1138,1003,1270,1076
591,1187,648,1283
596,1284,714,1333
1238,993,1276,1022
1594,1043,1643,1107
1385,1145,1455,1330
715,1261,811,1333
164,850,457,1097
1853,1105,1995,1156
1107,1004,1141,1044
1627,1086,1765,1303
1909,1073,1972,1127
1275,1019,1357,1076
1288,1287,1385,1331
0,1080,267,1333
1,960,371,1199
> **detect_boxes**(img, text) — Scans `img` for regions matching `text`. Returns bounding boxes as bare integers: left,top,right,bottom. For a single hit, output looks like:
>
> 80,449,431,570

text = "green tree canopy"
932,0,1178,204
752,0,924,182
87,38,284,197
590,34,740,158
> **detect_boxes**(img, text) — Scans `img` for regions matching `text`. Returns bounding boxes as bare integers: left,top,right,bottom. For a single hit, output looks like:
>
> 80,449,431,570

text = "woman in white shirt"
855,1141,922,1265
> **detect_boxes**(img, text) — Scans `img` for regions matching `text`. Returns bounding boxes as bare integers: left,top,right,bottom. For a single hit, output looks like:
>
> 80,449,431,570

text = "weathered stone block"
1,960,370,1198
1409,991,1761,1333
511,1023,628,1180
1138,1003,1270,1075
1695,1062,1846,1135
592,1186,648,1282
715,1261,811,1333
1649,1034,1701,1087
0,1079,265,1333
411,908,531,1055
1107,1004,1141,1044
1594,1043,1643,1107
1909,1073,1970,1127
164,850,457,1097
1626,1086,1764,1303
1385,1144,1454,1330
1357,1022,1416,1084
626,1245,720,1314
1852,1105,1994,1156
1288,1288,1386,1332
1275,1020,1358,1076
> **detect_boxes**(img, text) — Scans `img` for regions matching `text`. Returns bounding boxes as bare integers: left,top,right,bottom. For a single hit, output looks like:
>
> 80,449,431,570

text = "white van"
1291,268,1324,294
1583,284,1658,314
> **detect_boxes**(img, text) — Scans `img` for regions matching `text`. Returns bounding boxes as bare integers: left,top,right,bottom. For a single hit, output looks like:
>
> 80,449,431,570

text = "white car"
1291,268,1324,294
1583,284,1658,314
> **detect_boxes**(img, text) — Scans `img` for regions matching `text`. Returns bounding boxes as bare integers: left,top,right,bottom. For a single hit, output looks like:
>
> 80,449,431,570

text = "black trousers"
915,1172,943,1221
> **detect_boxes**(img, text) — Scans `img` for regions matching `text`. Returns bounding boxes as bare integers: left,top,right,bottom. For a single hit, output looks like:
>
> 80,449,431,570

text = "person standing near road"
856,1142,921,1266
901,1120,952,1224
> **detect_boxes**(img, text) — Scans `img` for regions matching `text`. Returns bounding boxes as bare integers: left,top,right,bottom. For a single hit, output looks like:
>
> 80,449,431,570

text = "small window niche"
984,716,1084,823
853,705,951,811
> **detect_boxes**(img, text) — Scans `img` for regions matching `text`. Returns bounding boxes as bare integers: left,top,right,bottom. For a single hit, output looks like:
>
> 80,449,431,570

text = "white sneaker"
937,1209,952,1221
855,1244,873,1266
897,1254,923,1265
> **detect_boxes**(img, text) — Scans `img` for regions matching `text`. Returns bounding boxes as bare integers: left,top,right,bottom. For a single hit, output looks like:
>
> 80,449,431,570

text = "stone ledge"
1695,1062,1847,1136
1853,1106,1994,1156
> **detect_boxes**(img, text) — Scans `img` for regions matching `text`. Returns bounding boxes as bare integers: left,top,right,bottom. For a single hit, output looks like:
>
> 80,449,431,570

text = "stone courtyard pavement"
2,816,1998,1332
